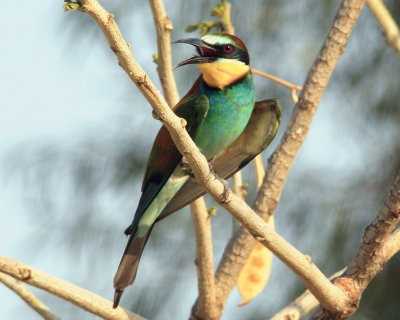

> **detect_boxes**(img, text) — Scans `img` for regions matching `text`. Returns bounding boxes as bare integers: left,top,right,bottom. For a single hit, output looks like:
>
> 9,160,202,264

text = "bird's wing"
157,99,281,221
125,93,209,235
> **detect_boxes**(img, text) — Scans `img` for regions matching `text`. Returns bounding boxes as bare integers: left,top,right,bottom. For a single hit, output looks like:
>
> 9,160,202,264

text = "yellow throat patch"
198,60,250,89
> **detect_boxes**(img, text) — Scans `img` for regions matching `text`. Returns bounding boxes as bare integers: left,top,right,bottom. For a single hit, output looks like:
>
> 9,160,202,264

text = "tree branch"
312,171,400,319
149,0,180,106
219,0,234,35
269,268,346,320
0,272,59,320
232,172,247,200
210,0,367,313
367,0,400,54
190,198,218,320
272,227,400,320
0,256,146,320
345,172,400,286
251,68,302,102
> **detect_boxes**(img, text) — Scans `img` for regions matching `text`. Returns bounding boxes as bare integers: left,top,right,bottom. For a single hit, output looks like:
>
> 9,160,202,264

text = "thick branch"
254,0,367,222
0,272,59,320
345,172,400,285
0,256,146,320
367,0,400,54
272,229,400,320
149,0,180,106
211,0,367,312
312,172,400,319
190,198,218,320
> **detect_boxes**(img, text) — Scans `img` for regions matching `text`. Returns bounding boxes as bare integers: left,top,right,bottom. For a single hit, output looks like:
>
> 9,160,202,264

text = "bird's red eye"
223,44,234,53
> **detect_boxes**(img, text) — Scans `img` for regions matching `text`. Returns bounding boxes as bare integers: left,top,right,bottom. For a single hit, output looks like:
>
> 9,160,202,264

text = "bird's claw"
217,177,230,204
206,159,230,203
180,158,194,177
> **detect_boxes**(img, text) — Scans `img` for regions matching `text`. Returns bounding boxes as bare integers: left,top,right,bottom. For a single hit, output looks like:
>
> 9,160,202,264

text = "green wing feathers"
158,99,281,220
113,95,210,306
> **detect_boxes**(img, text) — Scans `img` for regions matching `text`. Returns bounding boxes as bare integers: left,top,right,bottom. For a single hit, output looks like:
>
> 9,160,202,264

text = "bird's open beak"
173,38,217,68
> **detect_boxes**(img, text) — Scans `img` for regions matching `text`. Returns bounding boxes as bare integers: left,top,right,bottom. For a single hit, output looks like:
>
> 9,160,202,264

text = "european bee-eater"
113,33,257,307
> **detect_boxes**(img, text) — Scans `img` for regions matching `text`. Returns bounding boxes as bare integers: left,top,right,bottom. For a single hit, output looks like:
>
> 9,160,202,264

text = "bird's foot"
216,176,231,204
206,160,230,204
180,158,194,177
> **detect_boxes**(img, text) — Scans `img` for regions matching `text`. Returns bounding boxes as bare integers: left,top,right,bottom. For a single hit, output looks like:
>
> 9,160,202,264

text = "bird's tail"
113,227,152,308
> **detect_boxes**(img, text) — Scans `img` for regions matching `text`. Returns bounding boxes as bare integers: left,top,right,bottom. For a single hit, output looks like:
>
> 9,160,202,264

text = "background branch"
190,198,218,320
312,171,400,319
269,268,346,320
0,272,59,320
219,0,234,34
151,1,218,318
0,256,146,320
367,0,400,54
149,0,180,106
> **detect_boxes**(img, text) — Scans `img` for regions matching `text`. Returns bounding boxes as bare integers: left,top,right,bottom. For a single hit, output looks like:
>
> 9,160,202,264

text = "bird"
159,99,281,220
113,33,257,308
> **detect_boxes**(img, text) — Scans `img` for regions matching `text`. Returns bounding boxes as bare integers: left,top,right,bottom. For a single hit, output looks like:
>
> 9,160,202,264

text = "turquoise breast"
194,72,255,159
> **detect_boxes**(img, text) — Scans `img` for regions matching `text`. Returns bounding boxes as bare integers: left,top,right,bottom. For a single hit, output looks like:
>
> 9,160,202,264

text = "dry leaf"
237,216,274,306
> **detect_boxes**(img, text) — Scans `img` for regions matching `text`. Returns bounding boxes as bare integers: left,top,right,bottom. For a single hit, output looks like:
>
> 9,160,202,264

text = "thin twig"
252,68,302,102
269,268,346,320
220,0,234,35
149,0,180,106
232,172,247,200
190,198,218,320
0,272,59,320
367,0,400,54
211,0,367,314
0,256,146,320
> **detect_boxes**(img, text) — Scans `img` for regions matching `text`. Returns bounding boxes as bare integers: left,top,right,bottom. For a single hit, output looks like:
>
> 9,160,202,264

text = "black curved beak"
173,38,217,69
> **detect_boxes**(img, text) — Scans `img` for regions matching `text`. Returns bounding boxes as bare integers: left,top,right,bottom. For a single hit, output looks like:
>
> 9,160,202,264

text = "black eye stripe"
203,44,250,65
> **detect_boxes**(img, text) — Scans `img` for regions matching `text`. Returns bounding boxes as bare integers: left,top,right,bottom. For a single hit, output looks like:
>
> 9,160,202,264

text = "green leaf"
208,206,217,216
63,1,80,12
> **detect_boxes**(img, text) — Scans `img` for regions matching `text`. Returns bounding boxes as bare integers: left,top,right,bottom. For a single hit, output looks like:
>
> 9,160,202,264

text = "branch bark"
149,0,180,106
0,272,59,320
190,198,218,320
367,0,400,54
219,0,234,35
312,171,400,319
0,256,146,320
269,269,346,320
272,228,400,320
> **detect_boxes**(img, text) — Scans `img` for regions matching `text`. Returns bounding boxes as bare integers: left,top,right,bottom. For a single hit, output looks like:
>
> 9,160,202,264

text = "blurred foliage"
2,0,400,319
